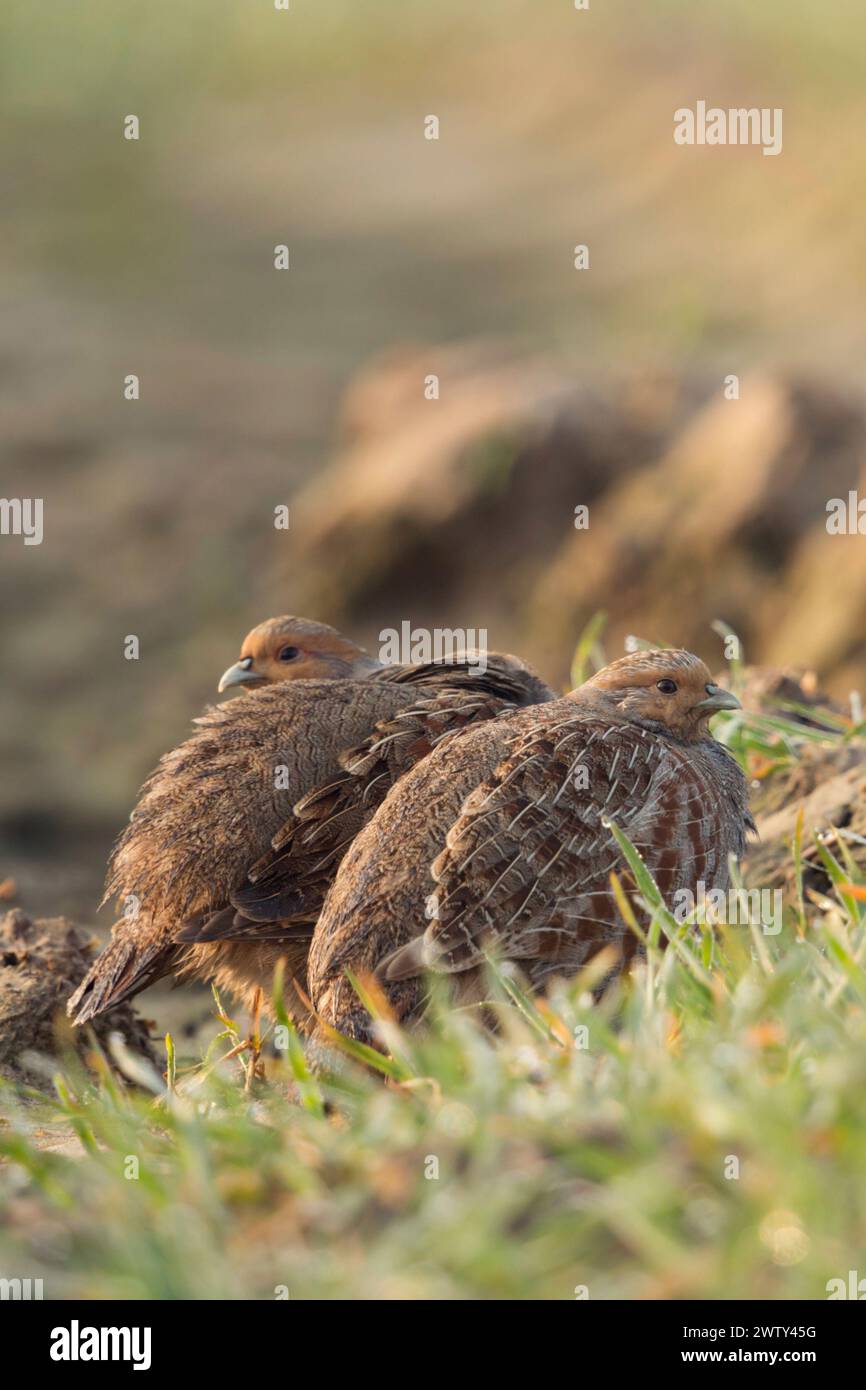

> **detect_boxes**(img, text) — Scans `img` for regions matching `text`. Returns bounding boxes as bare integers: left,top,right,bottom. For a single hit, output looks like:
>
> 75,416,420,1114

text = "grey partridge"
301,650,752,1043
68,618,553,1027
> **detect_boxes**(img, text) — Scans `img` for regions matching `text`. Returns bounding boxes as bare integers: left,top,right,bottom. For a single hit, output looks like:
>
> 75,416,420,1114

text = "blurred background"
2,0,866,944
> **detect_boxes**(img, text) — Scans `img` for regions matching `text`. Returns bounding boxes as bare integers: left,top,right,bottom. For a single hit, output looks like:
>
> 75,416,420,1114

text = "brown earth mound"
0,910,156,1086
273,349,866,694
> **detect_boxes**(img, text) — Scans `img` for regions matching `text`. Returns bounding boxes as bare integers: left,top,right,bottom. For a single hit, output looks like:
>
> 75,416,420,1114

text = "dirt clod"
0,909,156,1086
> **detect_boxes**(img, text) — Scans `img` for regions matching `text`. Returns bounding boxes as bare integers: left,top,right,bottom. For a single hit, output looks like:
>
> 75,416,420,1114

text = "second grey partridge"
302,649,752,1043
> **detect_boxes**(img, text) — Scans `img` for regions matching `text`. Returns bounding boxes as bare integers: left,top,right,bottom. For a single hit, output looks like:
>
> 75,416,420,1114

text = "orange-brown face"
582,649,740,741
218,616,381,693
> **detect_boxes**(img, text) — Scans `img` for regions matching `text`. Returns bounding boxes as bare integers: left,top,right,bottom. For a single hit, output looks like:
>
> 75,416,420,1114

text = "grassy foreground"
2,697,866,1300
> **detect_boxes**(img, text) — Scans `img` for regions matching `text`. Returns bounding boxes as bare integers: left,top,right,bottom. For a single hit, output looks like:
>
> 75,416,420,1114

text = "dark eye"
656,678,677,694
278,646,300,662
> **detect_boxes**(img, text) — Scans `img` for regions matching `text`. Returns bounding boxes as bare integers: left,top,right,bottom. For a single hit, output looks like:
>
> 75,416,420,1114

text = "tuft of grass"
569,611,608,689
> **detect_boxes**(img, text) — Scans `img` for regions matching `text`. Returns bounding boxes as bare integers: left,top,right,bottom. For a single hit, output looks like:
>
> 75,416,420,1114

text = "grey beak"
695,683,741,714
218,657,264,693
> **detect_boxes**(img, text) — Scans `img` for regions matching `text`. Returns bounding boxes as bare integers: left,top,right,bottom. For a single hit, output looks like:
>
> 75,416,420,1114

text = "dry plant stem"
244,988,264,1092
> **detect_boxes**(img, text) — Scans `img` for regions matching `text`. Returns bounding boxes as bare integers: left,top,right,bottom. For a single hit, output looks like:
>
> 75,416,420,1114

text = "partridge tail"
67,924,178,1025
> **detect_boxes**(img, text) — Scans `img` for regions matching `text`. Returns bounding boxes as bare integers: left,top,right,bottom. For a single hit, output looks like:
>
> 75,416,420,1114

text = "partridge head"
218,615,382,692
580,649,741,738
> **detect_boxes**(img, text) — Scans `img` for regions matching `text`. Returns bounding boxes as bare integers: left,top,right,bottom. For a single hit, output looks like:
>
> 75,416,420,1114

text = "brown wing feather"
374,654,554,707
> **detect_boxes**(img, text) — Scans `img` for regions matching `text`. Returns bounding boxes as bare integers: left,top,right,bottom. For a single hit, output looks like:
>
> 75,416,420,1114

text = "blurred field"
2,3,866,929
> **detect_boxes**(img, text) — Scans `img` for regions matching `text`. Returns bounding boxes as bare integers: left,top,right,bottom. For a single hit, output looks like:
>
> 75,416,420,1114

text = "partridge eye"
278,646,300,662
656,678,678,694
